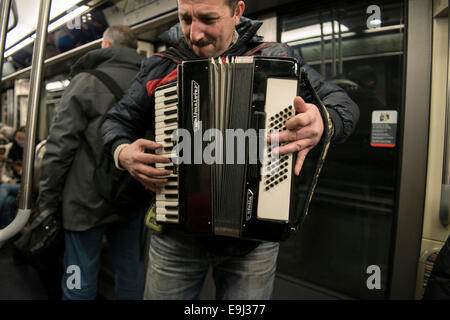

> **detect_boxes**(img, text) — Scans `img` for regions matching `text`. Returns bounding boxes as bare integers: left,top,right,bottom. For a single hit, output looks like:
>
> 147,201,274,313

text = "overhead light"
288,32,357,46
281,21,349,43
46,80,70,92
363,24,405,33
48,5,90,32
4,5,89,58
4,37,34,57
49,0,87,20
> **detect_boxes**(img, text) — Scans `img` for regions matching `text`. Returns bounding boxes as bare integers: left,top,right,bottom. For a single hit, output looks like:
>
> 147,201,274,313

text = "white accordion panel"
257,78,298,221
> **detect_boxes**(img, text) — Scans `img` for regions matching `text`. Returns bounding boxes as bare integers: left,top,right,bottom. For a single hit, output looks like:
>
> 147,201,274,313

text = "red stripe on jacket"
146,68,178,96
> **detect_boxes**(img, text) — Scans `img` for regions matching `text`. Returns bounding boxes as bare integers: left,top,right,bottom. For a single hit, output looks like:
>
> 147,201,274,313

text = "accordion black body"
154,56,333,242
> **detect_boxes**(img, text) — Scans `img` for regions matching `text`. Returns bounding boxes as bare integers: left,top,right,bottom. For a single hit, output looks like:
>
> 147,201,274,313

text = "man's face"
178,0,244,58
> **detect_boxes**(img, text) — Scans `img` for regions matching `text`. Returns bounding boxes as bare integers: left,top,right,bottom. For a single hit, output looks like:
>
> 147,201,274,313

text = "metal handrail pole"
0,0,52,244
338,10,343,76
0,0,12,94
331,9,336,78
319,12,325,77
439,10,450,226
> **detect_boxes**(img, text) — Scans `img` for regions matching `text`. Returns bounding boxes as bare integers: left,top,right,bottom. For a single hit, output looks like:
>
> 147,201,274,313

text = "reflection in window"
276,0,404,299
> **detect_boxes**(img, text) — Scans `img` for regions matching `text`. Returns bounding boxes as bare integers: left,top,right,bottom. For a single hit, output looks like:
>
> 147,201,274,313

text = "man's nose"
190,21,205,43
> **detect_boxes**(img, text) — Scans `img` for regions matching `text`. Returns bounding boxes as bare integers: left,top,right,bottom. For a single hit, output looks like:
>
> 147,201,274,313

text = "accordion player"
153,56,333,242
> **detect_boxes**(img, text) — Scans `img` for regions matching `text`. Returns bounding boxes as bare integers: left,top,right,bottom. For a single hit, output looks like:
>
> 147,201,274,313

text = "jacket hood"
158,16,264,57
70,46,142,77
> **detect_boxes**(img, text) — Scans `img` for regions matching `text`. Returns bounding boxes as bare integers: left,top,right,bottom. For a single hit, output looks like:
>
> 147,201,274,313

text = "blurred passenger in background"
0,126,25,229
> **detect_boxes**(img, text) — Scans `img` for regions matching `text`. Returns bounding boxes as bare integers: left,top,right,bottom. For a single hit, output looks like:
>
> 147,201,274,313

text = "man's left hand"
267,96,324,176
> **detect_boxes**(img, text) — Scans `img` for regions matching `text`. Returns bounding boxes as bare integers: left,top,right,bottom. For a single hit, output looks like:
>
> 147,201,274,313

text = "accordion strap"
153,47,187,64
243,42,277,56
293,69,334,231
153,42,277,64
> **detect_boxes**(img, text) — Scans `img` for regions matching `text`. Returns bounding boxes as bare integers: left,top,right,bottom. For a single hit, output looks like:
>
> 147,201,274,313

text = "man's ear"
234,1,245,25
102,39,112,48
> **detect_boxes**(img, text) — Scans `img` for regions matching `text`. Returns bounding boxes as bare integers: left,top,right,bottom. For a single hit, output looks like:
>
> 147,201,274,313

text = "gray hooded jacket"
38,46,142,231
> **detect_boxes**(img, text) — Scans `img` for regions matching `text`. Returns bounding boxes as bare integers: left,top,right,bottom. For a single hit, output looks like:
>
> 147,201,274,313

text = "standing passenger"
102,0,359,299
38,25,144,300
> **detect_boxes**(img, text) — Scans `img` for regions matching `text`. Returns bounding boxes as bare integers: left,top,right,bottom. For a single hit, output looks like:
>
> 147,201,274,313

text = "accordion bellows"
154,56,333,242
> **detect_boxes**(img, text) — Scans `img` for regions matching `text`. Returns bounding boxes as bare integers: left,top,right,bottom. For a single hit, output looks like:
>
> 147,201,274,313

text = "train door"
266,0,431,299
415,0,450,299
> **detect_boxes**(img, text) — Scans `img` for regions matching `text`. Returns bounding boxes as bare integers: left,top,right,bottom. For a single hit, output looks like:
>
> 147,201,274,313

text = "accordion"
154,56,333,242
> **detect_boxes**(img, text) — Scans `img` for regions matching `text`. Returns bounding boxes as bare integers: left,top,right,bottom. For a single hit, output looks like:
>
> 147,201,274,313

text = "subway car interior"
0,0,449,301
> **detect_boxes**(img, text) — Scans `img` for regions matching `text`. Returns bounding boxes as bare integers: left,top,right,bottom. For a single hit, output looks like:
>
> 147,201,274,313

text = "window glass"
277,0,405,299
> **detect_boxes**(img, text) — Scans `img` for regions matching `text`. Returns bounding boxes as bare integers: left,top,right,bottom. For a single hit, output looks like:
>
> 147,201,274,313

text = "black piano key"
168,177,177,182
164,109,177,116
165,194,178,199
165,185,178,190
164,129,175,135
165,205,179,210
164,118,177,124
164,98,178,105
165,214,179,219
164,90,177,97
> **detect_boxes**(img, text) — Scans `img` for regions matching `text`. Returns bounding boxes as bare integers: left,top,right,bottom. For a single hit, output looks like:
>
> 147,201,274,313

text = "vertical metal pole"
443,11,450,185
331,9,336,78
0,0,52,244
439,9,450,226
338,9,343,76
20,0,51,208
390,0,432,299
0,0,12,95
319,12,326,77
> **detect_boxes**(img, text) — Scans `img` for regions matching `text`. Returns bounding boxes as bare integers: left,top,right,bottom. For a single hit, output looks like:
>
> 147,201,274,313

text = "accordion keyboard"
154,82,179,223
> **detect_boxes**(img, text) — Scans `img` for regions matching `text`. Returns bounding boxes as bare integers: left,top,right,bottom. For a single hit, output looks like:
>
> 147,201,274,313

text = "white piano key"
155,113,177,124
155,205,178,213
154,84,177,98
156,120,178,130
156,198,178,207
155,100,178,111
155,213,179,223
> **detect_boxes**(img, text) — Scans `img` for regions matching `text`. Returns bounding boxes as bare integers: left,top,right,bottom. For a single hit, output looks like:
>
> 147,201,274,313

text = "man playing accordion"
102,0,359,300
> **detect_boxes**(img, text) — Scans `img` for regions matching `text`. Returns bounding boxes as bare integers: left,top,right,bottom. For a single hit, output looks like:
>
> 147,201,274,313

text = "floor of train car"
0,216,347,301
1,232,343,300
0,241,48,299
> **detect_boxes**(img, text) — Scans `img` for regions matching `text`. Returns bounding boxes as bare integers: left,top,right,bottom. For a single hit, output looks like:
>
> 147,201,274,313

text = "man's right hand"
118,139,172,193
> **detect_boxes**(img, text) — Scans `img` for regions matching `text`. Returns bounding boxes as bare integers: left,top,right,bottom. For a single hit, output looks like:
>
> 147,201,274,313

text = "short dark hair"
227,0,239,12
103,25,137,49
177,0,239,14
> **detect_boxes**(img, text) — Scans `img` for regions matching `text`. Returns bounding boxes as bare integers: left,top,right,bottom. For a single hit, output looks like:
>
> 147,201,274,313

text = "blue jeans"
144,232,279,300
61,214,144,300
0,183,19,228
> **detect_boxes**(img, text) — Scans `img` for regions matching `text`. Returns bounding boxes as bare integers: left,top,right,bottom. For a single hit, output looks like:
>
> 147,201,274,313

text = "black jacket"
38,46,142,231
102,17,359,156
423,234,450,299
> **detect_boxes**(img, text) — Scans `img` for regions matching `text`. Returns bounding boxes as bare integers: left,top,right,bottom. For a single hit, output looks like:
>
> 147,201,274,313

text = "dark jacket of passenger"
38,46,142,231
423,234,450,299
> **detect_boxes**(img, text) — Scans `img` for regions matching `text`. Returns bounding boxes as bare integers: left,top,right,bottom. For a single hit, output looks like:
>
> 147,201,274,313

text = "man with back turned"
38,25,144,300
